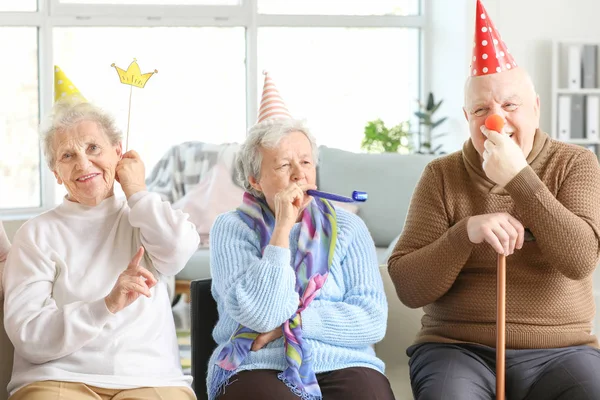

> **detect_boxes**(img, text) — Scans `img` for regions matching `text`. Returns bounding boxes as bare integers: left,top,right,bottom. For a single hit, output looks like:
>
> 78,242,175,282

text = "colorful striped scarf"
213,192,337,400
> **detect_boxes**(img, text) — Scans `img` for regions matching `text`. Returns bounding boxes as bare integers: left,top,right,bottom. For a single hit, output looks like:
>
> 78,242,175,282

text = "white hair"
40,98,122,169
236,118,319,198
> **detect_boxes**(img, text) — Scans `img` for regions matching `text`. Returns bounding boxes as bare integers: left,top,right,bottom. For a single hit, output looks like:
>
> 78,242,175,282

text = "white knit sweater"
2,192,199,396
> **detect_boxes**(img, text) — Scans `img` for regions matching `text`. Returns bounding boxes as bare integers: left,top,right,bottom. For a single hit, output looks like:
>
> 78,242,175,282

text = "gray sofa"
180,146,436,398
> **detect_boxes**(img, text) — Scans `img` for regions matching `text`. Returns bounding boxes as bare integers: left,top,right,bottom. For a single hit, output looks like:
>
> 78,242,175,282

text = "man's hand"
467,213,525,255
481,126,528,187
251,327,284,351
115,150,146,199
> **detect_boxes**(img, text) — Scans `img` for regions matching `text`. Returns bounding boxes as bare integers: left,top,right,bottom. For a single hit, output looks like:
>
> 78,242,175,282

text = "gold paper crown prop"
111,58,157,88
111,58,158,151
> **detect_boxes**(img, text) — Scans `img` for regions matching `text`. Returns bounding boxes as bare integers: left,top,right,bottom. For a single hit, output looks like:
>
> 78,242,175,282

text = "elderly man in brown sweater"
388,2,600,399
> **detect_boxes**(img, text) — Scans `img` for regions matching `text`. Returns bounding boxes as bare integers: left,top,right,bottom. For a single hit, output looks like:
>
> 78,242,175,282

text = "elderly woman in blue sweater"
207,108,394,398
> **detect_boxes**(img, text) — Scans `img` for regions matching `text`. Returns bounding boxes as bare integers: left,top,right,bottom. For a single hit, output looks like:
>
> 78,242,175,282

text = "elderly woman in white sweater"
2,100,199,400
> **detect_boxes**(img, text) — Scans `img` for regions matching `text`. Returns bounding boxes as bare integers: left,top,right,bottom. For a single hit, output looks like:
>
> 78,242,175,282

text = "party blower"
485,113,507,400
306,190,368,203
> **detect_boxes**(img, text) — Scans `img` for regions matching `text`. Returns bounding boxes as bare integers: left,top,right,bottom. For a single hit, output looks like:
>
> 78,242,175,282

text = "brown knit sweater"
388,130,600,349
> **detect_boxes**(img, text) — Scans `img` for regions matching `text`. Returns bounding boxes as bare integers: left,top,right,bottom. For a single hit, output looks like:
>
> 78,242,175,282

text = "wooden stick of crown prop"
485,113,506,400
111,58,157,151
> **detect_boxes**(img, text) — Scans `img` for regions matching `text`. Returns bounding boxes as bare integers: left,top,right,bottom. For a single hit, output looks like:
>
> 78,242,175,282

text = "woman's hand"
115,150,147,199
251,306,302,351
269,183,316,248
251,327,284,351
272,182,317,229
104,247,158,314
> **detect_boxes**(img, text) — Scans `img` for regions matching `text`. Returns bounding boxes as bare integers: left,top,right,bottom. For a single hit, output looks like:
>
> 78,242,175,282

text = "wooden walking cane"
496,253,506,400
483,114,511,399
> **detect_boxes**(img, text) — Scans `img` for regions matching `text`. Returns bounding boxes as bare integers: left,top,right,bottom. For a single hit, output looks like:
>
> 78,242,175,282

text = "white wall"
426,0,471,153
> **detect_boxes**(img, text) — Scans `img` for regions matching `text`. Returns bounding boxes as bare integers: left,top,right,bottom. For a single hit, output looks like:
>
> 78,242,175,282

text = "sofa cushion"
173,162,245,248
317,147,436,247
386,364,412,398
176,249,211,281
375,265,423,371
381,234,401,264
376,247,390,265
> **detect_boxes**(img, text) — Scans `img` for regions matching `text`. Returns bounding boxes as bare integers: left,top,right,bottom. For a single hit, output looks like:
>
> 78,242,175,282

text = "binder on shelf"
558,95,571,140
586,95,600,140
582,45,598,88
568,45,582,89
571,94,585,139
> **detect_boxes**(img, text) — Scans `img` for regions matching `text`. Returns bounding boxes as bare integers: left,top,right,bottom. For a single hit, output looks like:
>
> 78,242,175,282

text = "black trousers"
216,367,395,400
408,342,600,400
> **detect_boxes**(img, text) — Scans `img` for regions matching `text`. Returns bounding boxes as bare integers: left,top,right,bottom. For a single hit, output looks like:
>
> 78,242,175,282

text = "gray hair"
40,98,122,169
236,118,319,198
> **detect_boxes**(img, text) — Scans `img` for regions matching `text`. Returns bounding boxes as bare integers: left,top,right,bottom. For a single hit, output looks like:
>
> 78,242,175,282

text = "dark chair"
190,278,219,400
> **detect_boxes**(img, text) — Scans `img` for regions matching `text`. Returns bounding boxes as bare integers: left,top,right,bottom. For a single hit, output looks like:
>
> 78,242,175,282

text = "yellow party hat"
54,66,86,102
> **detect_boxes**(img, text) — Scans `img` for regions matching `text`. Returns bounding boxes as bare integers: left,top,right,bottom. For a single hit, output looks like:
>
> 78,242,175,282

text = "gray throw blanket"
145,141,241,203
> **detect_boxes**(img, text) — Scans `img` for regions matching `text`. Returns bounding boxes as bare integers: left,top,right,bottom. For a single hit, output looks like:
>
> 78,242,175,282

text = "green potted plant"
414,92,447,154
361,92,448,154
361,118,412,154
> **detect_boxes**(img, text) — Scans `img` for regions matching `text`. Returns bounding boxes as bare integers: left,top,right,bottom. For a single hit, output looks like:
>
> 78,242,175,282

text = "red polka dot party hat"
470,0,517,77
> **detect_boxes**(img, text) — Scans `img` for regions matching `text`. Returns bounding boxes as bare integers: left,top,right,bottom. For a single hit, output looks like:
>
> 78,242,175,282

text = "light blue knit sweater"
206,206,388,398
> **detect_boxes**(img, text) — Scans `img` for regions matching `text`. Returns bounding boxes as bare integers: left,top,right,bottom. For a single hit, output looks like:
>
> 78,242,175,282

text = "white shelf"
556,88,600,95
557,39,600,46
551,40,600,157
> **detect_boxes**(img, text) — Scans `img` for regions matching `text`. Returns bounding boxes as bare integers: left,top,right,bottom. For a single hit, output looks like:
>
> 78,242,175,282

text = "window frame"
0,0,425,219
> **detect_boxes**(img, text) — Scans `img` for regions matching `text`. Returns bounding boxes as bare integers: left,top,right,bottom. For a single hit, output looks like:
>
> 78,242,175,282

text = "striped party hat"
257,70,292,123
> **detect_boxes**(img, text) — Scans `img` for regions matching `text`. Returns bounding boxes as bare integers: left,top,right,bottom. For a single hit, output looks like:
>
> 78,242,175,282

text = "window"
0,28,40,209
0,1,37,12
258,0,419,16
0,0,424,214
54,27,246,174
52,27,246,203
258,27,419,152
57,0,240,4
